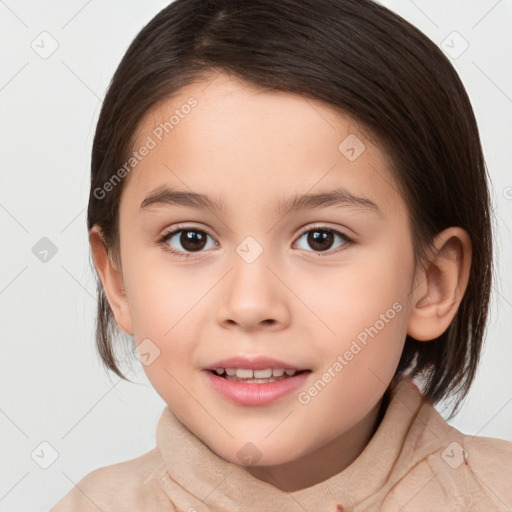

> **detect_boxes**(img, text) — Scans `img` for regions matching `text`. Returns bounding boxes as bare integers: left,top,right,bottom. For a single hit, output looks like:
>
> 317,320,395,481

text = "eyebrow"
139,185,383,217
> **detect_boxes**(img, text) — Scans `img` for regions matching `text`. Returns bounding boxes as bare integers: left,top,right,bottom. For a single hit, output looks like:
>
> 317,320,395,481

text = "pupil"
308,230,333,251
181,230,206,251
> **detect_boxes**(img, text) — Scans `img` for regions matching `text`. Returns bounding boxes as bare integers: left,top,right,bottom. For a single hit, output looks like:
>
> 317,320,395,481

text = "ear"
89,226,134,335
407,227,472,341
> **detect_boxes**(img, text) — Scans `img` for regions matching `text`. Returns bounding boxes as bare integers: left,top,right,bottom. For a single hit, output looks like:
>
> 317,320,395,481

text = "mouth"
203,366,312,406
207,367,311,384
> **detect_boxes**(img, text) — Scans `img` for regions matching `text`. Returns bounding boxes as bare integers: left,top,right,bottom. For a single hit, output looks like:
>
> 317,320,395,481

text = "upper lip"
204,356,308,371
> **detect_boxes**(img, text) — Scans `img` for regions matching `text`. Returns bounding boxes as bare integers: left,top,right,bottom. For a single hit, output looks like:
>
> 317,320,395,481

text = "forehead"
123,73,404,219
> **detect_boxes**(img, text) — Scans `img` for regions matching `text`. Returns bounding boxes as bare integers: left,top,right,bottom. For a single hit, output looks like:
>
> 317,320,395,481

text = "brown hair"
87,0,494,416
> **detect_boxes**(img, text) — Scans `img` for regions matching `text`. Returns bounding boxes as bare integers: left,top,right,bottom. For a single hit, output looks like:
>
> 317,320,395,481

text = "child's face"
115,73,417,469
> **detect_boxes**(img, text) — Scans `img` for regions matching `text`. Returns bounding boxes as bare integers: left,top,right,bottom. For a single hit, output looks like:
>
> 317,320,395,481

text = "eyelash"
157,224,354,259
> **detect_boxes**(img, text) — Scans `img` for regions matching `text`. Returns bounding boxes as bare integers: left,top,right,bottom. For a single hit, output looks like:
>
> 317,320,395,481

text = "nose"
215,246,291,332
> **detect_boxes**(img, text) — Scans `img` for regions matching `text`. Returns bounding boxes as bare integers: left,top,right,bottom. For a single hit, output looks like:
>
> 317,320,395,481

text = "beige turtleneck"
51,378,512,511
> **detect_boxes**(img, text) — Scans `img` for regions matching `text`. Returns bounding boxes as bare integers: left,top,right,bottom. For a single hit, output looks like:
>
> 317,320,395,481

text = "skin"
90,72,472,492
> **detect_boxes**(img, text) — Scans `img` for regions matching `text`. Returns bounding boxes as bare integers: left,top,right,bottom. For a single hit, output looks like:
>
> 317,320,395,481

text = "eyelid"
159,222,353,241
158,222,217,241
296,222,354,239
159,222,216,240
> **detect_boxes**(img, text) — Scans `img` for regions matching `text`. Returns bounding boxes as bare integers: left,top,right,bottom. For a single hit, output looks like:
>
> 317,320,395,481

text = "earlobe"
89,226,134,335
407,227,472,342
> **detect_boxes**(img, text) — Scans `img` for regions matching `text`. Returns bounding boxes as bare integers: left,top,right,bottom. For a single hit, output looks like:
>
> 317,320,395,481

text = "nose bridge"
235,234,266,266
216,233,289,329
230,233,275,298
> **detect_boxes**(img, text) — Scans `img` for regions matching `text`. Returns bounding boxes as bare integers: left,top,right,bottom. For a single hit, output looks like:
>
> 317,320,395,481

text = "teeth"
213,368,298,378
253,369,272,378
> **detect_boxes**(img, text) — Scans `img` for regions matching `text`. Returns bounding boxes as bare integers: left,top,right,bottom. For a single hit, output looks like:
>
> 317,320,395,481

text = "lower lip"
203,370,310,406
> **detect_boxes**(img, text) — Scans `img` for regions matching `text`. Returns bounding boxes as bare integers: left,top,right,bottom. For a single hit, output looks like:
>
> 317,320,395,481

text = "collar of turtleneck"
155,377,449,511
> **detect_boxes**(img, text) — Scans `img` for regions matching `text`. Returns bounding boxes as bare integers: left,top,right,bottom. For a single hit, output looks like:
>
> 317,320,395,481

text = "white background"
1,0,511,510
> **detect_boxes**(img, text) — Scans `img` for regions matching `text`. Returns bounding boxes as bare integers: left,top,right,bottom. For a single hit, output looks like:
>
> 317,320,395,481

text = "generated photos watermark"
93,96,198,200
297,301,403,405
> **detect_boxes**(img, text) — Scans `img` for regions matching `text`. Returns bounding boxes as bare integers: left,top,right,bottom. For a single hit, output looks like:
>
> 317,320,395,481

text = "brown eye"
160,227,218,256
178,230,208,251
307,230,335,251
294,227,352,254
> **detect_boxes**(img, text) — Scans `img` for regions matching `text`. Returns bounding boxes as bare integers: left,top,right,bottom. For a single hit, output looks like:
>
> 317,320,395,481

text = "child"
51,0,512,510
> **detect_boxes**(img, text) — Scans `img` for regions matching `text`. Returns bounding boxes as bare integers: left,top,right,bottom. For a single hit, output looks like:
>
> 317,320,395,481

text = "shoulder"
50,448,176,511
374,381,512,511
459,431,512,505
397,402,512,510
460,429,512,460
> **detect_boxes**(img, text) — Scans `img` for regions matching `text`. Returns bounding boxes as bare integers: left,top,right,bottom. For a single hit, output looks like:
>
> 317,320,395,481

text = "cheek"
126,266,201,406
296,260,409,430
303,251,410,335
122,253,213,378
121,235,197,335
127,274,180,336
297,243,412,383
